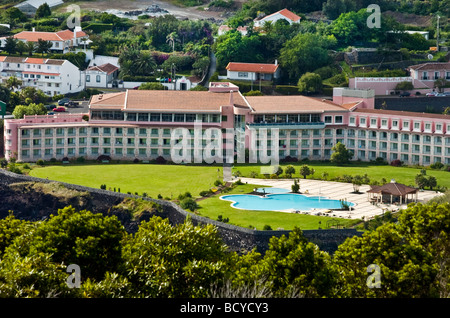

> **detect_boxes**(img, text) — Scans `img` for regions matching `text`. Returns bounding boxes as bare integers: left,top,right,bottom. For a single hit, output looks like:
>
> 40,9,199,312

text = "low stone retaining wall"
0,169,361,253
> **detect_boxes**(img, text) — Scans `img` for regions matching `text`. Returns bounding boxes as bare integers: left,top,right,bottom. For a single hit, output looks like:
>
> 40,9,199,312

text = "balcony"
247,122,326,130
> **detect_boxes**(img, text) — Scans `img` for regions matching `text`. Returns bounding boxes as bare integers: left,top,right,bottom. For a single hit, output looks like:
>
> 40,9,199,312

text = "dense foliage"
0,201,448,298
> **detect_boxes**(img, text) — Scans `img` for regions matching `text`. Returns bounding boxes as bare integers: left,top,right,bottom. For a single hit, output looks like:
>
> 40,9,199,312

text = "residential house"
253,8,301,28
409,62,450,89
226,62,280,81
0,27,89,54
218,25,249,36
85,63,119,88
0,56,83,96
15,0,64,15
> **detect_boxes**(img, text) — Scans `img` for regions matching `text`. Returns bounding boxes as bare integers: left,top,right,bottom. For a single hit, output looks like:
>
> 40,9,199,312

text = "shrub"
214,179,223,187
390,159,402,167
180,197,199,212
249,171,259,178
49,158,57,163
96,155,111,162
36,159,45,166
133,158,140,163
199,190,211,197
270,174,278,179
178,192,192,200
155,156,167,164
430,162,444,170
263,225,273,230
291,179,300,193
0,158,7,169
76,157,85,163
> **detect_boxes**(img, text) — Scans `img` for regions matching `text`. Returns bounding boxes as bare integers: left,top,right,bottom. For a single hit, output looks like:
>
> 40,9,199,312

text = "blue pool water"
221,193,354,211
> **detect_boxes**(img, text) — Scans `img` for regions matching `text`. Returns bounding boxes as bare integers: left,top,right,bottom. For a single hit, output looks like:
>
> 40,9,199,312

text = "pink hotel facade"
3,83,450,166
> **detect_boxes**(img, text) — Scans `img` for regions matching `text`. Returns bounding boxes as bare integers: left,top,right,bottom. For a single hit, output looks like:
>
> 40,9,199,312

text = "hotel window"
139,138,146,146
211,114,220,123
116,148,123,155
403,121,409,130
91,137,98,144
127,148,134,155
56,138,64,145
79,148,86,155
115,138,123,145
79,128,87,135
127,113,137,121
349,117,355,125
138,113,149,121
45,139,52,146
162,113,172,122
127,128,135,135
67,138,75,145
91,148,98,155
151,129,158,136
45,149,52,156
139,149,146,155
163,129,171,136
402,134,409,141
392,120,398,128
151,149,158,156
127,138,135,145
150,113,161,122
435,136,442,144
335,116,343,124
370,118,377,127
22,140,29,147
413,134,420,143
186,114,196,122
174,114,185,122
381,119,388,127
115,128,123,135
92,127,99,134
359,118,366,126
414,122,420,130
33,149,41,157
435,124,442,132
103,138,110,145
79,137,86,145
287,114,298,123
324,116,332,123
56,128,64,135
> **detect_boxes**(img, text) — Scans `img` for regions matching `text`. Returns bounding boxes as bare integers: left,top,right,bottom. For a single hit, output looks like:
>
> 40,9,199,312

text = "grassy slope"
29,163,223,198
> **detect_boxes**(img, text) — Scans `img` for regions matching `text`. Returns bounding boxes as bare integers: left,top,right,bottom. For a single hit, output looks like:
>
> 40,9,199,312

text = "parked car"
426,92,438,97
64,101,79,107
58,98,70,106
436,93,446,97
443,92,450,96
53,107,66,112
399,91,410,97
44,104,56,110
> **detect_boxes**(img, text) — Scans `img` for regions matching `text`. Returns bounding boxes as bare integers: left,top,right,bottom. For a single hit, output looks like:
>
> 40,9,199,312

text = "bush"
76,157,85,163
263,225,273,230
199,190,212,197
430,162,444,170
291,179,300,193
36,159,45,166
390,159,402,167
178,192,192,200
155,156,167,164
96,155,111,162
214,179,223,187
180,197,199,212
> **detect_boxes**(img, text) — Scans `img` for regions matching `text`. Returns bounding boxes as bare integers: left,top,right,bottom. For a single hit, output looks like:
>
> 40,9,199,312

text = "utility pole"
436,15,440,52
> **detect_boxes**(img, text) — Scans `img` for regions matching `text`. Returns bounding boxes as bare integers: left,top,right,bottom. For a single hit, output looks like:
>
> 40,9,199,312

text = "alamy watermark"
366,264,381,289
367,4,381,29
170,122,280,174
66,264,81,289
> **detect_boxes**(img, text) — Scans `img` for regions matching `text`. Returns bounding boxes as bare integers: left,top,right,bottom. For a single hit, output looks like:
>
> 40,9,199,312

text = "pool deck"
234,177,443,220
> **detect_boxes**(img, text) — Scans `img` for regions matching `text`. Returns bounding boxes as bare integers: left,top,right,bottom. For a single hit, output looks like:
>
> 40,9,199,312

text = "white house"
253,8,301,28
0,27,89,54
15,0,64,15
218,25,249,37
85,63,119,88
226,62,281,81
0,56,83,96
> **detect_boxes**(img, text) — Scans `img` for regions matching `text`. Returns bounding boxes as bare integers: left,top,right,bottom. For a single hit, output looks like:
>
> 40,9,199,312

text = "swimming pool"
221,193,354,211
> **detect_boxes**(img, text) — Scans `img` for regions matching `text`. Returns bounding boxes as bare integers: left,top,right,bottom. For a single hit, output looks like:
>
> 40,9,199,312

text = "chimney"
229,90,234,106
32,27,35,32
275,59,278,66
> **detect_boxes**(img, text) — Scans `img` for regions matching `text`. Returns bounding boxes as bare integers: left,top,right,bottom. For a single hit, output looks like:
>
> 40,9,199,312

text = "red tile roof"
257,8,301,23
13,29,87,42
246,95,347,113
87,63,119,75
408,62,450,71
226,62,279,74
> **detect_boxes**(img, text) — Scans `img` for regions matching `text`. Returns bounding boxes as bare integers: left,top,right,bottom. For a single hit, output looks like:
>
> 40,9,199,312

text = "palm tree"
25,41,36,56
6,76,22,91
166,32,179,52
135,52,157,76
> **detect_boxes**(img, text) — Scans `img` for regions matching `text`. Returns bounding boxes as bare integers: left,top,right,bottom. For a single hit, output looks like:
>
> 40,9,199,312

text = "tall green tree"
279,33,332,80
35,3,52,19
36,39,53,56
330,142,353,164
3,36,18,55
297,72,323,94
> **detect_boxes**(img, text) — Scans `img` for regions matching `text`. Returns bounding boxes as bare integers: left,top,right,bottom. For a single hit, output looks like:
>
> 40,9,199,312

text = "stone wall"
0,169,361,254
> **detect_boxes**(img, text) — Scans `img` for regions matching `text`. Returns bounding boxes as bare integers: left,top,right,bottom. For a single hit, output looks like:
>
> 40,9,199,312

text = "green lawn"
232,162,450,189
197,183,360,231
29,163,223,199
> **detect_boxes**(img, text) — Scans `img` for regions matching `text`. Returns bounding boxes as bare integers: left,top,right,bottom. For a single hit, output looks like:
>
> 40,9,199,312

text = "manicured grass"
197,183,360,231
232,162,450,189
29,163,223,199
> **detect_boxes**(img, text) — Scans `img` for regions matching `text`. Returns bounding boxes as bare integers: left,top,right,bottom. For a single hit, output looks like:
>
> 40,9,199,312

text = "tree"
297,72,323,94
3,37,18,55
5,76,22,90
166,32,179,52
285,165,295,178
330,142,353,165
395,81,414,91
25,41,36,56
299,164,312,179
180,197,199,211
122,217,229,297
434,78,447,93
291,179,300,193
279,33,332,79
36,39,53,56
322,0,357,20
138,82,167,90
415,173,428,189
35,3,51,19
12,103,47,119
352,175,363,193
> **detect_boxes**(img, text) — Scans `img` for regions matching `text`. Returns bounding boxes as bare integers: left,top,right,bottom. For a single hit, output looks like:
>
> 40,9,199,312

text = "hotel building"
3,83,450,166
